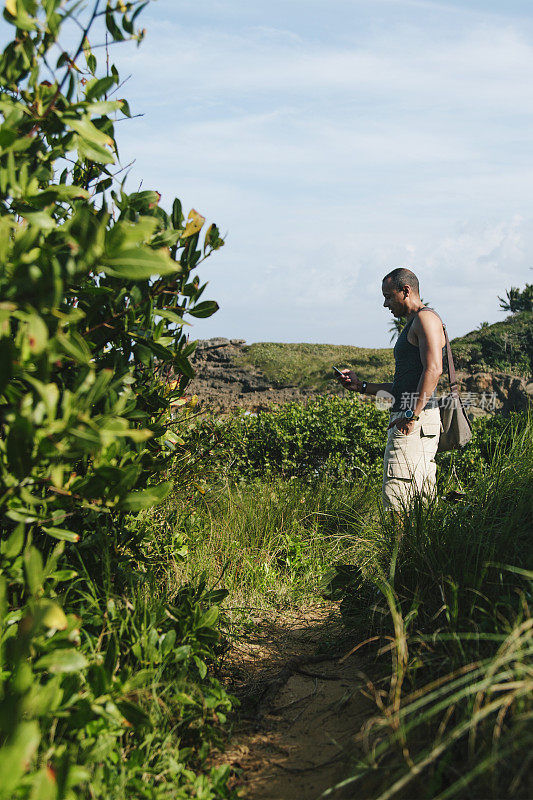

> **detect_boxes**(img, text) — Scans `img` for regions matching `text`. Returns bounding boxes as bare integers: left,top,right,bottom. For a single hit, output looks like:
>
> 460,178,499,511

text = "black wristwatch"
361,381,368,394
405,409,419,421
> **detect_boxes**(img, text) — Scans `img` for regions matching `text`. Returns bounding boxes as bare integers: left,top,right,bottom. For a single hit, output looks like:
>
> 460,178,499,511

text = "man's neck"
406,302,425,321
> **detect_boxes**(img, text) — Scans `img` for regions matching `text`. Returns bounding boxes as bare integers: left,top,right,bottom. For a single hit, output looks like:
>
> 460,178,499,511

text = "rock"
196,337,230,350
457,371,532,413
184,338,533,414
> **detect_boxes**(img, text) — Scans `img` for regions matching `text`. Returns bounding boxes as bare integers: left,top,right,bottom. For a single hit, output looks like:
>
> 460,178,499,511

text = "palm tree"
498,284,533,313
388,299,429,343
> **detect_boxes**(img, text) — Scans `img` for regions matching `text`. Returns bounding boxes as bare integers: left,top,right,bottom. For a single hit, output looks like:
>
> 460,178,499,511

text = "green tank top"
390,308,445,412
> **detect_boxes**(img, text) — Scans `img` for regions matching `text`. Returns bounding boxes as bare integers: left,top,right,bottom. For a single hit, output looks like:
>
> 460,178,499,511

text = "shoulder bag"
437,323,473,452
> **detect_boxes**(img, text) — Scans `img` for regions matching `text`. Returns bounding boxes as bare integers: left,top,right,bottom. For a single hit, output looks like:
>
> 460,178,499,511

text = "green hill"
237,342,394,389
451,311,532,377
237,312,532,389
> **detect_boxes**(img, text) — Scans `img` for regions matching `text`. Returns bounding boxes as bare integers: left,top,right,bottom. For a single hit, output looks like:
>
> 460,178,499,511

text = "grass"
451,310,532,377
236,341,395,389
229,313,532,391
137,409,532,799
326,411,533,800
141,475,382,613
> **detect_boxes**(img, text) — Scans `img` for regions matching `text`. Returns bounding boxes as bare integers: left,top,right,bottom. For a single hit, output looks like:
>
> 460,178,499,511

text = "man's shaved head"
382,268,420,296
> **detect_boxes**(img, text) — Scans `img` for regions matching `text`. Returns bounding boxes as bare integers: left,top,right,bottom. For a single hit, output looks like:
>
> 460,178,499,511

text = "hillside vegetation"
237,342,395,389
452,310,532,376
237,312,532,389
157,404,532,799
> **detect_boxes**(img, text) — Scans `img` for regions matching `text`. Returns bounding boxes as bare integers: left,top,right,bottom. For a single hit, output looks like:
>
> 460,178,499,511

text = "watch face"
405,409,413,419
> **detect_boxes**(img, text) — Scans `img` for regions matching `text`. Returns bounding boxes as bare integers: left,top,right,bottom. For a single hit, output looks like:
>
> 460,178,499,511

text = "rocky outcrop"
457,372,533,414
187,338,533,414
188,338,319,411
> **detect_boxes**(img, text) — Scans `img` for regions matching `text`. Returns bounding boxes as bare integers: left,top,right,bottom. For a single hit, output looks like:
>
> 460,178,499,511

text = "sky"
8,0,533,346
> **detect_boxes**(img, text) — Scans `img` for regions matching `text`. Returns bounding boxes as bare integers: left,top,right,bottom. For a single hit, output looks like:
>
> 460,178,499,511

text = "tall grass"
327,412,533,799
140,476,382,611
139,410,531,798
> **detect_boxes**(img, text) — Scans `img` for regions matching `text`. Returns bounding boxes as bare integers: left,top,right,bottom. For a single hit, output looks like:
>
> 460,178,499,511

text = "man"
337,268,445,513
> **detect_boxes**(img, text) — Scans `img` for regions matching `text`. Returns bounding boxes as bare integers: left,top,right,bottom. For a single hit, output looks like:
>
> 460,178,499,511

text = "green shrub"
0,3,233,797
451,311,533,376
194,395,526,488
213,395,388,481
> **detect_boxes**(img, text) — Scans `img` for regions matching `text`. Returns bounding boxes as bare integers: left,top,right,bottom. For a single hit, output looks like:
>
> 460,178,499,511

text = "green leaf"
83,37,97,74
160,629,176,656
55,331,92,365
39,600,68,630
188,300,219,318
173,645,191,661
118,481,173,512
116,700,150,728
102,248,181,280
76,136,115,165
119,98,132,117
155,308,186,325
27,314,48,354
28,185,90,207
24,547,43,596
85,76,118,102
85,369,113,406
173,354,195,380
171,198,183,229
105,10,125,41
65,115,113,147
35,649,88,674
51,569,78,582
85,100,122,115
0,721,40,800
103,634,118,678
197,606,219,629
1,523,24,557
174,692,197,706
0,337,14,396
22,210,56,230
6,417,33,479
41,526,80,543
194,655,207,679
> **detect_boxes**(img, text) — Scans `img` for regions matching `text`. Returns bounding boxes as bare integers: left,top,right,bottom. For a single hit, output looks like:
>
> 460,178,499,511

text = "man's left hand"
388,417,417,435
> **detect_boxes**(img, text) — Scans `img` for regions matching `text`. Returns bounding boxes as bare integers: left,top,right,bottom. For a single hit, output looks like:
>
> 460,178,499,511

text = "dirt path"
218,604,377,800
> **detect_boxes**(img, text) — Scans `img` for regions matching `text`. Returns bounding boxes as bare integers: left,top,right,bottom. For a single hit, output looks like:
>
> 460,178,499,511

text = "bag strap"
415,308,459,398
442,324,459,397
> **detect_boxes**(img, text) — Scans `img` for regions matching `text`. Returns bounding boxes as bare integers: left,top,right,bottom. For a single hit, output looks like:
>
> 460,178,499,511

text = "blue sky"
9,0,533,346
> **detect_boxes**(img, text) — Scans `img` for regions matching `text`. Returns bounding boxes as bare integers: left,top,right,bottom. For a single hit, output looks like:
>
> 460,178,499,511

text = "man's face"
382,279,407,318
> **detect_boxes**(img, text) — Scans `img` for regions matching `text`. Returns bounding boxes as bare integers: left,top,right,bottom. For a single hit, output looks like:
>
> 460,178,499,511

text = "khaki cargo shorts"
382,406,442,513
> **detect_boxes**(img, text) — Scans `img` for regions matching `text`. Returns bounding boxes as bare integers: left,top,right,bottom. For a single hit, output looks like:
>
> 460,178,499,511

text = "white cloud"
105,5,533,346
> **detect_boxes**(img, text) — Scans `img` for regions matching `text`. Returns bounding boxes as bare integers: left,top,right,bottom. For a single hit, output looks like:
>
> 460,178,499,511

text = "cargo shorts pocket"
421,421,441,437
385,458,414,479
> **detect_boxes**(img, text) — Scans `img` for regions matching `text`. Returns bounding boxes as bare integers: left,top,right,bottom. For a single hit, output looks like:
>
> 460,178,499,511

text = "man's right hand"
338,369,363,392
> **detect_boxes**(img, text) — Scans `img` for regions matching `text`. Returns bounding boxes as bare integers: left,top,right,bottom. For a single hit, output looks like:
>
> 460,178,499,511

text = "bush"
212,395,388,481
193,395,527,489
451,311,533,376
0,3,233,797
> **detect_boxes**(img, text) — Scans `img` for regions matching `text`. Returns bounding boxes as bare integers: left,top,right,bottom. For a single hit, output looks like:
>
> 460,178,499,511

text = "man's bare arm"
338,371,393,395
362,381,393,396
412,312,443,416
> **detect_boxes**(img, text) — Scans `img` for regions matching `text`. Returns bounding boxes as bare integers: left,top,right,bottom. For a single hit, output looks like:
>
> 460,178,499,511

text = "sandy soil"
217,605,378,800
